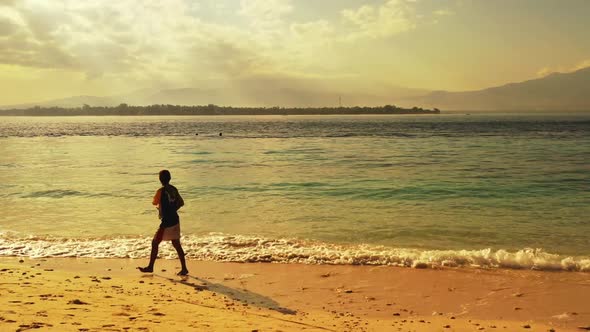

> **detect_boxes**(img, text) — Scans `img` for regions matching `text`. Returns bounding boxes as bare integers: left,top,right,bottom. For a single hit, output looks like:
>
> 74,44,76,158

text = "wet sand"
1,257,589,331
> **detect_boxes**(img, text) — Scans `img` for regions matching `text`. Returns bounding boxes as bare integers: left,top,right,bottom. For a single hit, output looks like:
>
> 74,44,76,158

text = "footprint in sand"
16,322,52,331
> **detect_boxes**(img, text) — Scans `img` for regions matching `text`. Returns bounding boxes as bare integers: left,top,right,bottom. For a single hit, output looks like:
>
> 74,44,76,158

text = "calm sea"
1,113,589,270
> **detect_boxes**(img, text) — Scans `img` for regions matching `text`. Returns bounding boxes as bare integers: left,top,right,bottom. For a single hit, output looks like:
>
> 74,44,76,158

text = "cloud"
239,0,292,29
0,37,76,69
0,14,17,36
0,0,274,82
0,0,456,104
190,39,273,79
434,9,454,16
574,59,590,71
536,67,553,77
290,19,335,46
537,59,590,77
291,19,333,38
0,3,77,70
0,0,433,81
0,1,137,73
341,0,418,40
0,0,17,6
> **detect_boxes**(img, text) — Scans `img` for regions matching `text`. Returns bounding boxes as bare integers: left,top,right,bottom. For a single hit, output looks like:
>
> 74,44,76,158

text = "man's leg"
171,239,188,275
139,229,163,273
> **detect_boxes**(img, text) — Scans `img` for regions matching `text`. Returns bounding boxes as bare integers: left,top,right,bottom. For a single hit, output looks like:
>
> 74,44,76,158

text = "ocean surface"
0,113,589,271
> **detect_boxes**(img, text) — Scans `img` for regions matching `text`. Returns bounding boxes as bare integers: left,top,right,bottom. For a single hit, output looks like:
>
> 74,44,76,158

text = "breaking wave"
1,232,589,272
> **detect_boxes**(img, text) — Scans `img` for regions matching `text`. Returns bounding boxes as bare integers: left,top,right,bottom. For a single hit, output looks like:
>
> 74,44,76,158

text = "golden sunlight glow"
0,0,589,106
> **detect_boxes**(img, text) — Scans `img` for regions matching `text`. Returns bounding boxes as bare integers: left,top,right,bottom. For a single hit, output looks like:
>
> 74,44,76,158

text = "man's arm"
152,188,161,206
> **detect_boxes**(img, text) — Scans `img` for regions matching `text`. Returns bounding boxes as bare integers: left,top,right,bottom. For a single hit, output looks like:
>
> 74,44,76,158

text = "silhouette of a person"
138,170,188,276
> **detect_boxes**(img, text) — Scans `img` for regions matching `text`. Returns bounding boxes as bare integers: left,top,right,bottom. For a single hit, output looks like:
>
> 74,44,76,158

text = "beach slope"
1,258,589,331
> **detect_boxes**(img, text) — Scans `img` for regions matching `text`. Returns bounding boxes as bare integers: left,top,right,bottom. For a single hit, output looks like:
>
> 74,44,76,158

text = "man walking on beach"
138,170,189,276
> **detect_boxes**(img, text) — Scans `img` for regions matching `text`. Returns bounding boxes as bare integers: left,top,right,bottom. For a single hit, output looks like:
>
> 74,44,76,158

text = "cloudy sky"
0,0,589,105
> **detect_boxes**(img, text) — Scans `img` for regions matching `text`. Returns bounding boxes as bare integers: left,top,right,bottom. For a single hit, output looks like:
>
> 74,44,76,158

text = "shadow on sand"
156,274,297,315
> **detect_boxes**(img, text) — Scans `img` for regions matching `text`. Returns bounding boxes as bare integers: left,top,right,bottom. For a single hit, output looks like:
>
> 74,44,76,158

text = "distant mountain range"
0,80,426,110
2,67,590,111
398,66,590,111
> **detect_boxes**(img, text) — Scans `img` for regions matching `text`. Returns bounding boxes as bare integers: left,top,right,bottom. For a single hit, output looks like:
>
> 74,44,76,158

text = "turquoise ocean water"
0,113,588,270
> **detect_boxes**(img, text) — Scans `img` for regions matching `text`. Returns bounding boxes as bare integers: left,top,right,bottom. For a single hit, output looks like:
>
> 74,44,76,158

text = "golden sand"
1,257,589,331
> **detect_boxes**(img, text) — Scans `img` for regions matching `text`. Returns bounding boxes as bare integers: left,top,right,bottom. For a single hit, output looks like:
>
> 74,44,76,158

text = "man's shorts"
153,224,181,242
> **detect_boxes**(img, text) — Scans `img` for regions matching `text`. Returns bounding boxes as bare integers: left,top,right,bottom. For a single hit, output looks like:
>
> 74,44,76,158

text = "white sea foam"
0,232,589,272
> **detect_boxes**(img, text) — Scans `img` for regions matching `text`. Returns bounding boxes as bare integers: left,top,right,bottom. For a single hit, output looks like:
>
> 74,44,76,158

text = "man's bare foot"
138,266,153,273
177,269,189,276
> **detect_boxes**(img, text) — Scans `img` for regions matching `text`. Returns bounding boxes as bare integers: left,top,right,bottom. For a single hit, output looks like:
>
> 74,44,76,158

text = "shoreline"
1,257,589,331
0,105,441,117
2,232,589,272
0,112,440,117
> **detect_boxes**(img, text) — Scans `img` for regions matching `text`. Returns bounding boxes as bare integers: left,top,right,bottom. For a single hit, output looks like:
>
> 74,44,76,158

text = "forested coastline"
0,104,440,116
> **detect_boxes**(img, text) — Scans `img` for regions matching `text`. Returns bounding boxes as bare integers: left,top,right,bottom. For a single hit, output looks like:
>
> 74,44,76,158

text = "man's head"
159,170,171,185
